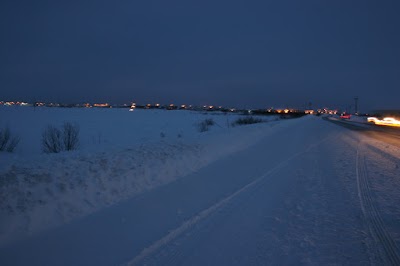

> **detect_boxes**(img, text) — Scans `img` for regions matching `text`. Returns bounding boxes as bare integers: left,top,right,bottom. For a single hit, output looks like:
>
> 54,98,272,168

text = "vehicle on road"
339,113,351,119
368,117,400,127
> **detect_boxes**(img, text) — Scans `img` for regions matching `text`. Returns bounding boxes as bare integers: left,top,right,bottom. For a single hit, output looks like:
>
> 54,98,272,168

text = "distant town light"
305,110,314,114
93,103,109,107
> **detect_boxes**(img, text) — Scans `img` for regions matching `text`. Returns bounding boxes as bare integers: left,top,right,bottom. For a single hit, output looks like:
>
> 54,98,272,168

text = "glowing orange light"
93,103,109,107
368,117,400,127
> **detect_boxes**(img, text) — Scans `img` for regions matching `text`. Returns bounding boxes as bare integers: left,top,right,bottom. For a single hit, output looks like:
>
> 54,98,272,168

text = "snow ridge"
0,142,204,245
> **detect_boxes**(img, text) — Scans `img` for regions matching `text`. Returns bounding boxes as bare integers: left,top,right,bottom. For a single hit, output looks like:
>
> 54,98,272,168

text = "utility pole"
354,97,359,115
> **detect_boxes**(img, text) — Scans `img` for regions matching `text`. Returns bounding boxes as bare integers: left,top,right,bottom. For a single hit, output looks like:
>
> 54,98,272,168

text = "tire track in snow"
356,143,400,265
123,163,284,266
122,136,331,266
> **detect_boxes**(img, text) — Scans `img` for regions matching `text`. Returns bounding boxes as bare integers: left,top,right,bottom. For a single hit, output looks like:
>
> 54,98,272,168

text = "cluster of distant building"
0,100,341,116
0,101,30,106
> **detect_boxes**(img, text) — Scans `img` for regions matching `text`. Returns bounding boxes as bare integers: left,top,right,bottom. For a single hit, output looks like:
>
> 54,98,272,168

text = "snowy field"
1,107,400,265
0,107,284,245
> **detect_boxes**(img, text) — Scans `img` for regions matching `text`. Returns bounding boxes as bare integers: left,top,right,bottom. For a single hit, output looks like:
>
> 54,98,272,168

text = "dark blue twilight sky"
1,0,399,111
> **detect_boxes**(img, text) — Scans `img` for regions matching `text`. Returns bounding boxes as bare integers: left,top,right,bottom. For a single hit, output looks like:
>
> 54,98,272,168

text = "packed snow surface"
1,108,400,265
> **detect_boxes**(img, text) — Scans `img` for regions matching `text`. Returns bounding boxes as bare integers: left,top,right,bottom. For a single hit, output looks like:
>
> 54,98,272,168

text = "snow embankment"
0,107,304,246
0,142,203,244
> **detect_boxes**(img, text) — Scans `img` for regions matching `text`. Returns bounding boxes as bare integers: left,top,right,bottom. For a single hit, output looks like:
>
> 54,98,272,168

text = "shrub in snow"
280,113,307,119
0,127,20,152
42,122,79,153
233,116,263,126
63,122,79,151
205,118,215,126
42,125,63,153
197,118,215,132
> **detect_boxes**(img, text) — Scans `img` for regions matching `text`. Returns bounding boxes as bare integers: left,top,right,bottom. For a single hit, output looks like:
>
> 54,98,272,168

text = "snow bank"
0,106,304,246
0,142,204,244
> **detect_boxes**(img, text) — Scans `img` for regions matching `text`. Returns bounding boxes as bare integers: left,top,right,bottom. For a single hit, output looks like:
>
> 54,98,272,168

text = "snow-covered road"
1,116,400,265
